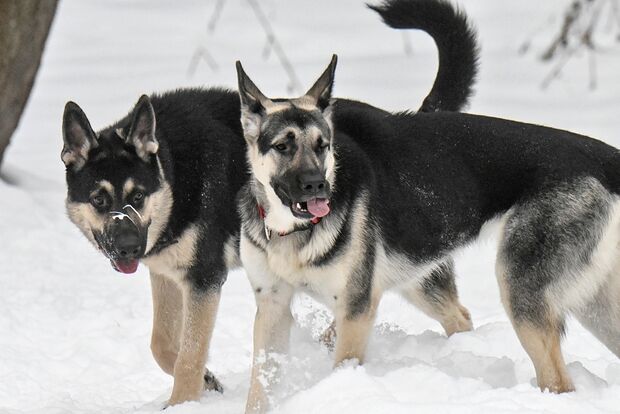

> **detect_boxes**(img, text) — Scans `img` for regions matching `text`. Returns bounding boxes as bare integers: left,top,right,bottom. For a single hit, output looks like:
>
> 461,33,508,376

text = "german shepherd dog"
61,90,246,405
60,0,477,407
236,0,483,410
237,0,620,412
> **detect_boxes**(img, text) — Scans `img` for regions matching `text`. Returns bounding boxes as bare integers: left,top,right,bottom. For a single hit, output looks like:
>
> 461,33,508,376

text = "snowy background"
2,0,620,413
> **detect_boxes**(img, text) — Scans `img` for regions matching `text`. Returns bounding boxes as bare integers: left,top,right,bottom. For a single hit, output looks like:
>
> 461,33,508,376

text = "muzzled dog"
62,90,247,406
62,0,478,408
237,2,620,413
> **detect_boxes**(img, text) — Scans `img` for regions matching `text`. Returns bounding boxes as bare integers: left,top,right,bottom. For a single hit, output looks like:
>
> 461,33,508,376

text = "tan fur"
122,178,135,199
66,201,106,247
65,180,114,246
168,288,221,406
514,323,575,393
496,264,574,393
97,180,113,195
441,304,473,336
146,224,224,407
61,130,98,170
143,181,174,254
322,289,471,351
150,272,183,375
400,283,473,336
142,224,199,278
264,101,292,115
333,293,380,366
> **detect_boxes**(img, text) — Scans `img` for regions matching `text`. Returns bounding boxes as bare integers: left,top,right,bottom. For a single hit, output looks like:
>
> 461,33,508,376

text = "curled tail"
369,0,479,112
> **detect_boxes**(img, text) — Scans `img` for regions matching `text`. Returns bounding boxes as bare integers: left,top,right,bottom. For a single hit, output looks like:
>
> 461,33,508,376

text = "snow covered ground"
2,0,620,412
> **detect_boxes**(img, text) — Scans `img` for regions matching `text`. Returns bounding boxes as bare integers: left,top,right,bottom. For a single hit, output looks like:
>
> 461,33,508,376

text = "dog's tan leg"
401,285,473,336
401,260,473,336
333,292,380,367
150,272,183,375
513,322,574,393
496,262,573,393
167,286,221,406
245,280,294,414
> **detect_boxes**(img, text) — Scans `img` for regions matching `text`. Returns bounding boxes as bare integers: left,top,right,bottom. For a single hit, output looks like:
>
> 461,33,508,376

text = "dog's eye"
317,140,330,153
132,191,144,205
90,194,108,209
273,143,288,153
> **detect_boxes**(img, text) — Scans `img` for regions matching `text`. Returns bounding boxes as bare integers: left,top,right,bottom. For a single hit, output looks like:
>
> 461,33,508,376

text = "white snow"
2,0,620,413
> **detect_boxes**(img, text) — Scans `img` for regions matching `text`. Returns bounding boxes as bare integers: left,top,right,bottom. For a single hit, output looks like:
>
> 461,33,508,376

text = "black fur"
369,0,479,112
422,259,458,305
332,103,620,262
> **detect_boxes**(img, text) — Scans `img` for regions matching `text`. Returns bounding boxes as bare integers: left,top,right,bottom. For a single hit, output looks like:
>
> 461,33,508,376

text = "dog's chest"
265,237,347,300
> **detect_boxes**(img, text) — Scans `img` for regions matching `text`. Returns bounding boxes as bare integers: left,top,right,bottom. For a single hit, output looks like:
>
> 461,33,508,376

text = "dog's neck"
250,177,312,236
143,151,175,256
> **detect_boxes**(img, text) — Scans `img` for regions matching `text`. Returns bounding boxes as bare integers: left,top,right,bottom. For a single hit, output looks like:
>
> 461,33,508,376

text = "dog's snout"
115,231,141,259
106,215,145,260
298,171,326,194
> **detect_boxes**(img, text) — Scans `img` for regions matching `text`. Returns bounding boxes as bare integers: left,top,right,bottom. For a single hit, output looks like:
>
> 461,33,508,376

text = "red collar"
257,204,322,239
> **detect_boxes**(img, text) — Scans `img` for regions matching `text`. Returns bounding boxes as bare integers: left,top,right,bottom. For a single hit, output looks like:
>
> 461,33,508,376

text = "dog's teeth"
296,202,302,210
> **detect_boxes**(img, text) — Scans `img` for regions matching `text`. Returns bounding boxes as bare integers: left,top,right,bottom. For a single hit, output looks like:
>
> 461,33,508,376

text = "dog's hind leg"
496,178,617,393
512,318,574,393
496,253,575,393
400,259,473,336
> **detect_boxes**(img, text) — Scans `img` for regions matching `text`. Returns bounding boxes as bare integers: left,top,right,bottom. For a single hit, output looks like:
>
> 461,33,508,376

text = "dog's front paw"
204,369,224,393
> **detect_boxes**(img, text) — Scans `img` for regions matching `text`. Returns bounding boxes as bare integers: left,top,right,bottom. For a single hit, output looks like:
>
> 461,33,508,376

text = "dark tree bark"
0,0,59,168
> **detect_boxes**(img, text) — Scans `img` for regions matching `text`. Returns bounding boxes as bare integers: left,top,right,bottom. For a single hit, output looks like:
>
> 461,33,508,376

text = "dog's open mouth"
290,198,331,219
110,259,140,274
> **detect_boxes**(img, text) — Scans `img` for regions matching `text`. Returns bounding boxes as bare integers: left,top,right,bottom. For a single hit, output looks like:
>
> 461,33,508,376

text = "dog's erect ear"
304,54,337,111
236,61,273,141
127,95,158,162
62,101,98,170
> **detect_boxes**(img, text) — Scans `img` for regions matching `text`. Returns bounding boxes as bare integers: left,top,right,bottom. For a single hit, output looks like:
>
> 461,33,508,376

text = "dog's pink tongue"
307,198,330,218
112,259,139,274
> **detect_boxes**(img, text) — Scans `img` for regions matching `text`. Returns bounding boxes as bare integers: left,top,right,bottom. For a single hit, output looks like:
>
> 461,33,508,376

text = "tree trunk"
0,0,58,168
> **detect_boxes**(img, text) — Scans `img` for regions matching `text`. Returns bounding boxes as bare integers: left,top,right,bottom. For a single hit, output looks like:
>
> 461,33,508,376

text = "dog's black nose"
298,171,326,195
114,231,141,259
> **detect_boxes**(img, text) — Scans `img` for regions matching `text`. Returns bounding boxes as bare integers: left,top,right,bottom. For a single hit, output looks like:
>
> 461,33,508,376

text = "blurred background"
4,0,620,181
1,1,620,413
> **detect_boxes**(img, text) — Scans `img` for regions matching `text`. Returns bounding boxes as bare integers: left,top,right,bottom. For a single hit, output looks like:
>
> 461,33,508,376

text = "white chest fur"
241,233,348,307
